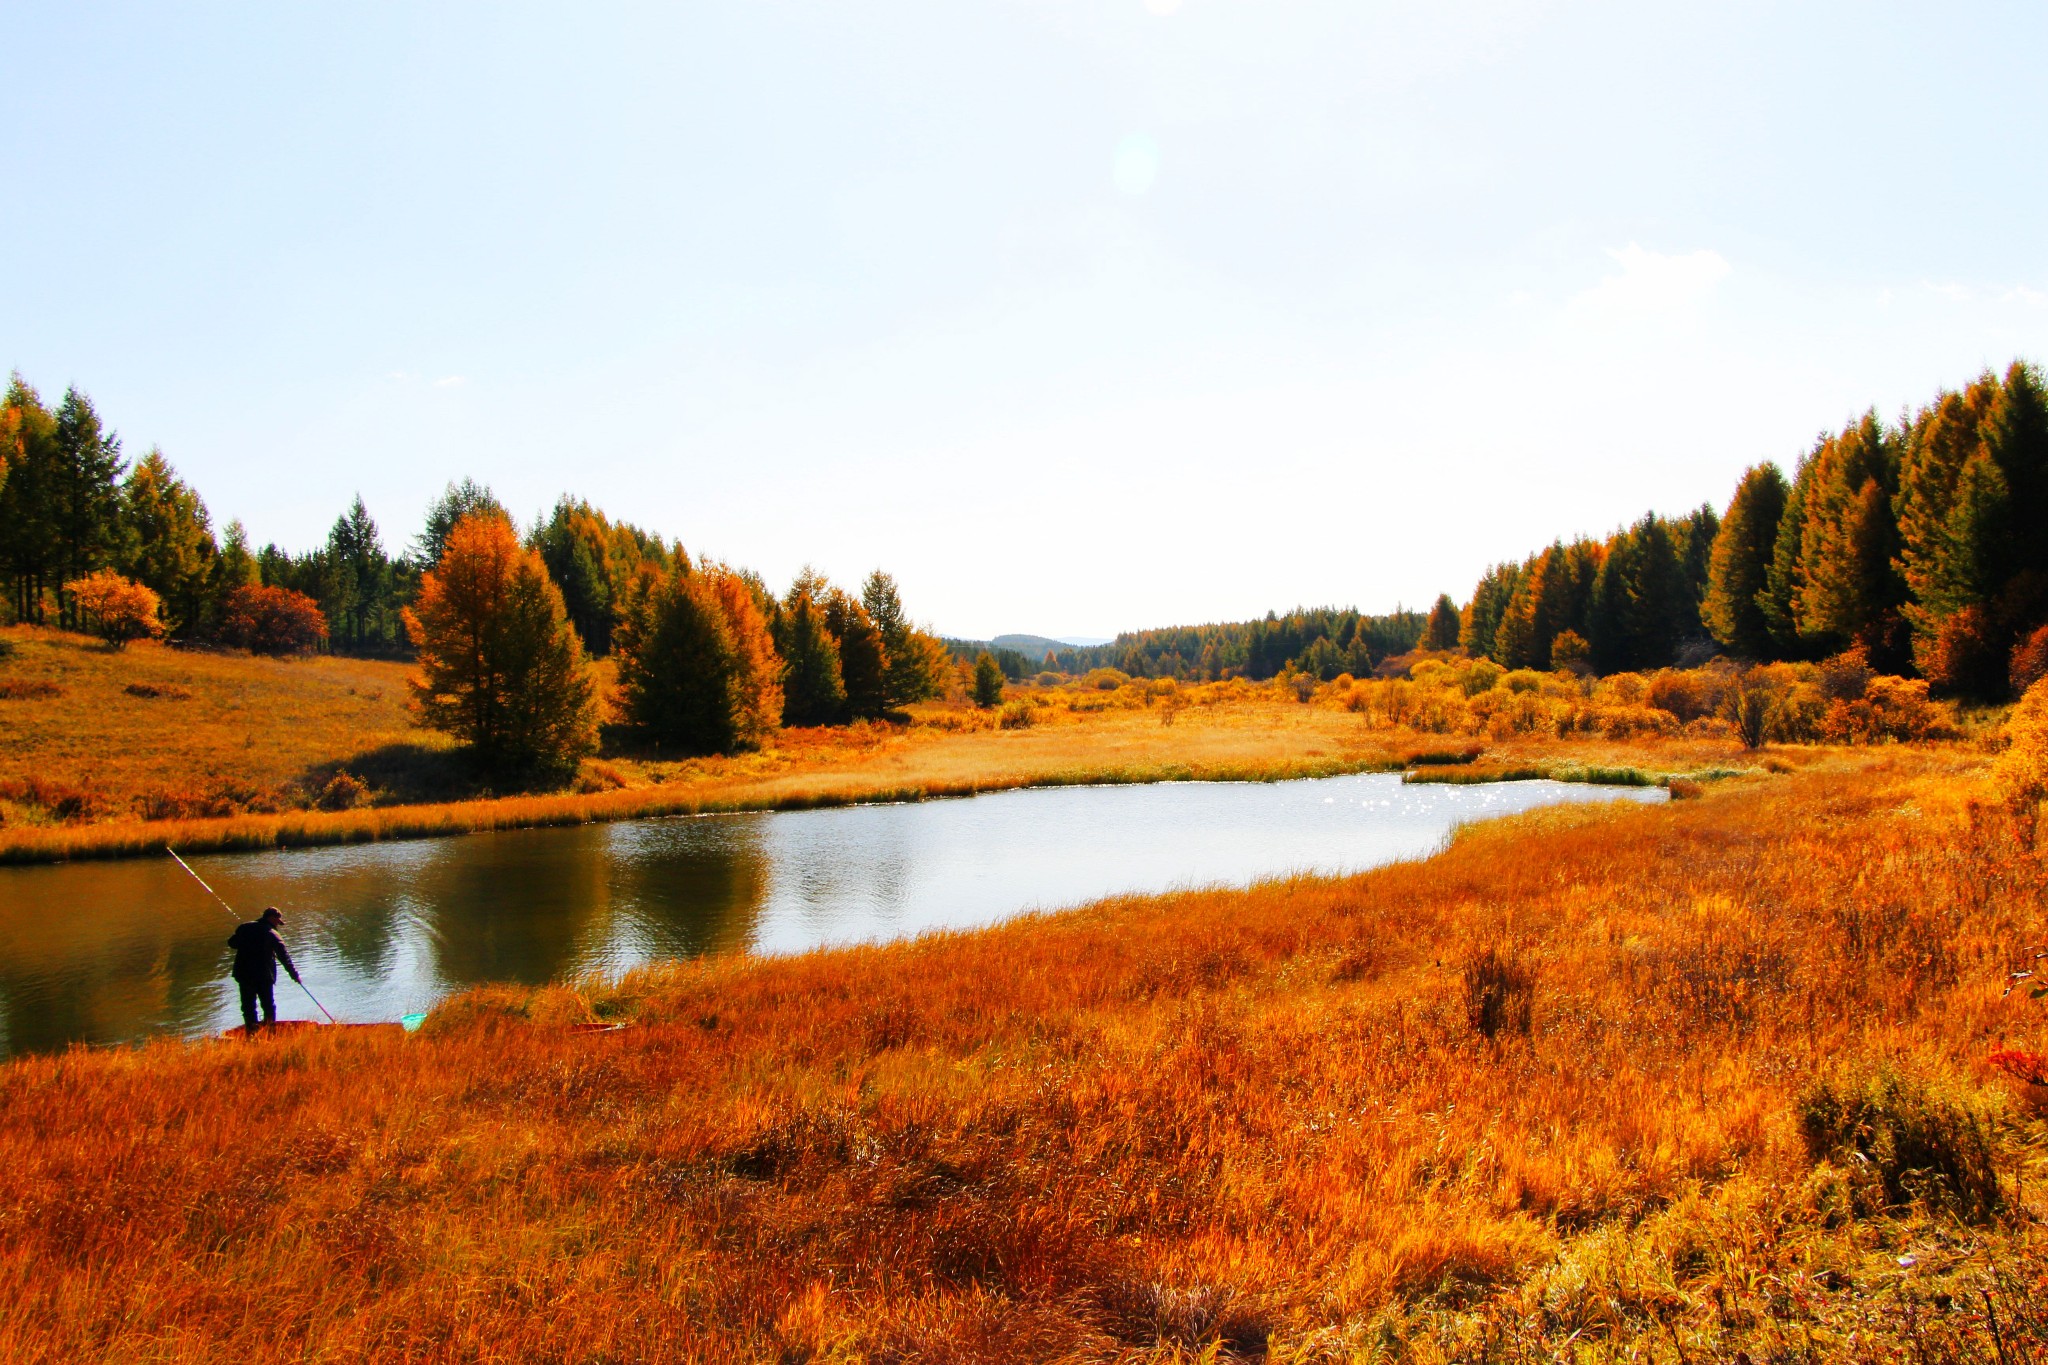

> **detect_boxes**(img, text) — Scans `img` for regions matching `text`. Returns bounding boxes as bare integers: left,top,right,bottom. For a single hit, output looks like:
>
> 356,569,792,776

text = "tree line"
965,607,1432,684
0,374,949,769
1454,361,2048,699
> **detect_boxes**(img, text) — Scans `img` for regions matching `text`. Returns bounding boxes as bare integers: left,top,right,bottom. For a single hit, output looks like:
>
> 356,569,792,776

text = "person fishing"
227,906,301,1036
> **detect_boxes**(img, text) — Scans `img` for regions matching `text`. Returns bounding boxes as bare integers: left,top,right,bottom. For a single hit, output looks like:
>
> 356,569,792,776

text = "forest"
4,359,2046,765
0,376,952,772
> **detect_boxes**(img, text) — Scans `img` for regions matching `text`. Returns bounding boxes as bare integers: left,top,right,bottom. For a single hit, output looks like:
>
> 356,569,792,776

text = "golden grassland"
4,747,2046,1361
0,625,1750,865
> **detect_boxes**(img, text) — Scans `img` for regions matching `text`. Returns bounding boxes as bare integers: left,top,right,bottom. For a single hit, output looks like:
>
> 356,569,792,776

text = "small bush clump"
1798,1059,2005,1223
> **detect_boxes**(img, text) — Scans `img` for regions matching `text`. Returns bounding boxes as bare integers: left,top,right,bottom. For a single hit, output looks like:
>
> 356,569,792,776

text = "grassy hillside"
1,625,1763,864
0,627,438,818
4,748,2043,1360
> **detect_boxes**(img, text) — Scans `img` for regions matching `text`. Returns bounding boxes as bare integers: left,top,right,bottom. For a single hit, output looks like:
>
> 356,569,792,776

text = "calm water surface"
0,774,1662,1058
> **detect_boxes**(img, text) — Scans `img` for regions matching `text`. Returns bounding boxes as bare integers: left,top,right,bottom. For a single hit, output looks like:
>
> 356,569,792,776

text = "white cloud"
433,375,466,388
1566,243,1731,324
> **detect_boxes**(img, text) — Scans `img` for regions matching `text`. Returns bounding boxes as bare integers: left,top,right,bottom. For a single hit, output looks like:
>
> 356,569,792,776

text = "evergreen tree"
415,478,506,568
704,565,784,747
48,388,127,628
0,377,61,623
972,652,1005,707
615,569,747,755
1460,563,1520,661
404,512,599,775
1761,464,1813,657
824,589,888,720
324,496,396,653
1794,412,1902,656
775,570,846,726
120,449,217,637
862,569,942,707
1422,594,1461,652
1702,463,1788,658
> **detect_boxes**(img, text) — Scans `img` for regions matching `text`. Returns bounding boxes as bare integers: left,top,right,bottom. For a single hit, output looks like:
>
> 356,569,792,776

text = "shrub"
1461,659,1503,696
123,682,192,700
220,584,328,656
1994,676,2048,820
1726,670,1772,749
1915,604,2010,700
1081,668,1129,691
1798,1060,2004,1223
1462,943,1534,1041
0,679,64,699
998,701,1035,730
1820,675,1956,744
1549,629,1591,674
2011,623,2048,697
1817,648,1874,702
65,571,163,648
316,771,371,811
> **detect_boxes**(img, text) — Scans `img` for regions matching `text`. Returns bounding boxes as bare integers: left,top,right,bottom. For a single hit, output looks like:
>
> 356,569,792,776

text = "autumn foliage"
219,583,328,656
3,749,2045,1359
62,569,162,647
403,512,599,775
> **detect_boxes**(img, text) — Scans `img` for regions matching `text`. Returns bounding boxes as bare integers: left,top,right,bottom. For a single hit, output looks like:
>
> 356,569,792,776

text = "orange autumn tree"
403,511,599,775
614,561,783,755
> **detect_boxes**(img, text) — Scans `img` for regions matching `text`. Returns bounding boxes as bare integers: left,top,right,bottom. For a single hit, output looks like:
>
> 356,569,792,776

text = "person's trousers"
237,977,277,1034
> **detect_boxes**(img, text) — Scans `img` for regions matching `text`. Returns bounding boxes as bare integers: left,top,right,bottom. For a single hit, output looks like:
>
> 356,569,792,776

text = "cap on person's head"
262,906,284,924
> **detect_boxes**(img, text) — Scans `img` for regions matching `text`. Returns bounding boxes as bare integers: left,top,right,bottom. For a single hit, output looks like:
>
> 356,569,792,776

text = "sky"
4,1,2045,641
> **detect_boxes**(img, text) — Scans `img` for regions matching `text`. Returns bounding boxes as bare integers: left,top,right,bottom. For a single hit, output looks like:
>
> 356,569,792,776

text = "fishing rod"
166,845,339,1025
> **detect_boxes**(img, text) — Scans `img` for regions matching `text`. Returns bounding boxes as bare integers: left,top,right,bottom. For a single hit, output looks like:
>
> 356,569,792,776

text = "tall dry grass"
3,747,2044,1361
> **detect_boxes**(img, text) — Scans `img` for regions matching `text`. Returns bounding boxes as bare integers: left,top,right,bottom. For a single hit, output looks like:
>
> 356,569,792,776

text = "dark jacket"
228,921,299,985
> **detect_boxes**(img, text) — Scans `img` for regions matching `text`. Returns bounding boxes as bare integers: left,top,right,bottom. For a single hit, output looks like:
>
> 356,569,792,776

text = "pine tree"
415,478,506,568
775,570,846,726
1761,464,1812,657
704,565,784,747
48,388,127,629
404,512,599,775
973,652,1005,707
1422,594,1461,652
862,569,942,707
324,496,395,653
825,590,888,720
119,449,216,637
615,568,745,755
0,378,62,624
1702,463,1788,658
1794,412,1903,657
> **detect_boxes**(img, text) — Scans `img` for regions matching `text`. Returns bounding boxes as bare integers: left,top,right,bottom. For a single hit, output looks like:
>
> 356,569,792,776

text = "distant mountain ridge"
992,633,1112,656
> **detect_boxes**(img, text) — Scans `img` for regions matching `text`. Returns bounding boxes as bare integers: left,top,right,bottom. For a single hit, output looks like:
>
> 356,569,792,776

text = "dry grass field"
4,746,2044,1361
0,625,1746,864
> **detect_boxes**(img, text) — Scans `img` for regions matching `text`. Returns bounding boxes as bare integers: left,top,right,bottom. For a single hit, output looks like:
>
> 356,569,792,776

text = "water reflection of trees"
605,816,768,962
0,859,240,1056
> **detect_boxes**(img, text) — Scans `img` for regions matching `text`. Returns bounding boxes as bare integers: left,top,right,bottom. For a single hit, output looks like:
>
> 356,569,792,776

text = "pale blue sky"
5,1,2044,638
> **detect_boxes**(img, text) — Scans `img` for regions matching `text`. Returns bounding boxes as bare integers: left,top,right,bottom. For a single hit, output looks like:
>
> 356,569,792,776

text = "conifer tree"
775,570,846,726
972,652,1005,707
0,377,60,622
824,589,888,720
404,512,598,775
615,569,745,755
323,496,396,653
862,569,943,707
1761,466,1812,658
1702,463,1788,658
704,565,784,747
1422,594,1461,652
48,388,126,629
414,478,506,569
1793,413,1902,658
120,449,217,636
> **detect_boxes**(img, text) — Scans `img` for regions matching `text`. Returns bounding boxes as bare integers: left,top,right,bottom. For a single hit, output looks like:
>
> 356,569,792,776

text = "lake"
0,773,1663,1058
